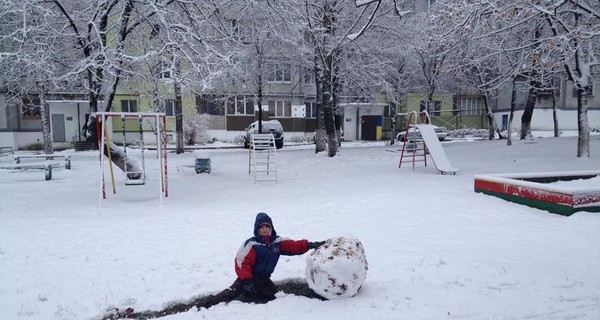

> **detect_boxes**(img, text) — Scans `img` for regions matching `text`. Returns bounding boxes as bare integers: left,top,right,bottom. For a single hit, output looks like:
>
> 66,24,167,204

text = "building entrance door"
51,114,66,142
361,115,378,140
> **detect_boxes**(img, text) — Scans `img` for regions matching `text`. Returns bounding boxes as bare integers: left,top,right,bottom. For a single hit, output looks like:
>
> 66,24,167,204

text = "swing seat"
125,172,145,185
125,178,145,186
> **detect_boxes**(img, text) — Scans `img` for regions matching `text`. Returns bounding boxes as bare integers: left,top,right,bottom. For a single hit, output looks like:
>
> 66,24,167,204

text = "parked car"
243,120,284,149
396,125,448,142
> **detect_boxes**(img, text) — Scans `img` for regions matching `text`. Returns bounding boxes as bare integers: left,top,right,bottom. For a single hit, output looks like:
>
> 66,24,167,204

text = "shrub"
183,114,211,145
447,128,489,139
23,143,44,150
233,135,245,145
290,136,310,143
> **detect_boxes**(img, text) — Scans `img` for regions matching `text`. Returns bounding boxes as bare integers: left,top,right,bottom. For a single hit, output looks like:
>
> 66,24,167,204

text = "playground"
1,133,600,320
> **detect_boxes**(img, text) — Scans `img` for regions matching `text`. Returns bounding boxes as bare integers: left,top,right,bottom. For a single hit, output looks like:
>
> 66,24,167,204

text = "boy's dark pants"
209,276,277,306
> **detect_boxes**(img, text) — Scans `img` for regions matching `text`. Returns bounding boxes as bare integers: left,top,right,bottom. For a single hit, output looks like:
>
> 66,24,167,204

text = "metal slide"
415,124,459,175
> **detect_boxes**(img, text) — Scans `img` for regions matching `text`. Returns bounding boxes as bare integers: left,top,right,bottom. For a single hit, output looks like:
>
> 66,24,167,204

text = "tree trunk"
102,0,134,113
475,68,502,140
552,78,559,138
425,91,434,119
322,1,338,157
88,87,99,114
174,59,184,154
520,26,542,140
315,81,326,153
390,103,397,145
507,77,518,146
576,86,590,157
322,53,338,157
520,84,537,140
314,51,326,154
257,48,264,133
332,52,342,148
38,90,54,154
152,76,162,112
104,77,121,112
481,93,498,140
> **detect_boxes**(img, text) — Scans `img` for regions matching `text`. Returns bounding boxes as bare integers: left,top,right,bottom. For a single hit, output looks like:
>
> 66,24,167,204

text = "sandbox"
474,171,600,216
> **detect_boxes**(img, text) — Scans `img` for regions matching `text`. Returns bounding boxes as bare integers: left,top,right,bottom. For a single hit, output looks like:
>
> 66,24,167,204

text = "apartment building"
495,79,600,132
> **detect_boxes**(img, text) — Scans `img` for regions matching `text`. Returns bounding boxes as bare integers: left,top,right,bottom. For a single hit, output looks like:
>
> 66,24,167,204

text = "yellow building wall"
111,80,197,132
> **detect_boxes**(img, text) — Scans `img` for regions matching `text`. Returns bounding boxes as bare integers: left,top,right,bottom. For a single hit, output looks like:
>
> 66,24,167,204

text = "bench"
0,146,14,155
0,161,61,180
14,154,71,169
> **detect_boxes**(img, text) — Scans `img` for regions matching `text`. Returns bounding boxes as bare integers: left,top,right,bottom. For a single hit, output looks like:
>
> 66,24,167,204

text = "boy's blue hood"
254,212,277,240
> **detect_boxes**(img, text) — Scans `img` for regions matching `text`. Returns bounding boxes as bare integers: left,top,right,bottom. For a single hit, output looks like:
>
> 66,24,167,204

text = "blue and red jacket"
235,212,309,280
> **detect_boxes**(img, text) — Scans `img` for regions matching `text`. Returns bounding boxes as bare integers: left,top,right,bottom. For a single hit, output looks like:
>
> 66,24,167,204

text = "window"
572,84,594,97
165,99,175,116
268,100,291,117
433,101,441,116
158,59,171,79
305,102,317,118
231,19,252,43
419,100,441,116
537,88,555,97
121,100,137,113
384,105,395,117
268,63,291,82
304,68,315,84
227,96,254,115
197,94,224,115
456,96,483,116
21,96,41,119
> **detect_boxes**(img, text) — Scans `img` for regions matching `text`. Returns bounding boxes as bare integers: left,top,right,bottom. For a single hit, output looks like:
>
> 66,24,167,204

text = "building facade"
494,79,600,132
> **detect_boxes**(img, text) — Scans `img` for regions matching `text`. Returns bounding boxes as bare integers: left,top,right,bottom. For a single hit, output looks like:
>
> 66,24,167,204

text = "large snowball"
305,236,368,299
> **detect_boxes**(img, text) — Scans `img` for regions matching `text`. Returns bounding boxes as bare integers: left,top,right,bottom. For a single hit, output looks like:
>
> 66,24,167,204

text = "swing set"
94,112,169,206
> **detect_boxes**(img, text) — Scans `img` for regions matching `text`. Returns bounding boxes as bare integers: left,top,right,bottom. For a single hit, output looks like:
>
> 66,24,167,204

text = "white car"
243,120,284,149
396,125,448,142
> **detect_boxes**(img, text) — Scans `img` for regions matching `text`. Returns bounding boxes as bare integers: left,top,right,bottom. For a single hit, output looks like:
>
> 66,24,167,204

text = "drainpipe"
356,107,360,140
77,102,81,142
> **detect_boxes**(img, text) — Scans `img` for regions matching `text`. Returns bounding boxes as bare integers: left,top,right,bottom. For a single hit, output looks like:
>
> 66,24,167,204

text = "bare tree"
303,0,385,157
52,0,223,166
442,0,599,156
215,0,301,134
544,1,600,157
0,0,72,153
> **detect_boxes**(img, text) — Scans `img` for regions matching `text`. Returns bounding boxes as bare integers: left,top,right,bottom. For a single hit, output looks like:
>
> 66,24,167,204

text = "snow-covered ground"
1,134,599,320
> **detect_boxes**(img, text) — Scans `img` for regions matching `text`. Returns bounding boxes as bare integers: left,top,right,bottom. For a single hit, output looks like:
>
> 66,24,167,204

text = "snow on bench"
0,161,61,180
13,154,71,169
0,146,14,155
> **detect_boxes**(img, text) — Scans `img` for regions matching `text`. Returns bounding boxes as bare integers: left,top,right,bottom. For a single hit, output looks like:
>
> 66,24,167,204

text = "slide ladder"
398,111,428,169
249,134,278,183
399,111,459,175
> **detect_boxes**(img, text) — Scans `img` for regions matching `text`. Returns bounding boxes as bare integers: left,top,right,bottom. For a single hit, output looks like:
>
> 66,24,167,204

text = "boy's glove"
242,279,255,296
308,241,326,249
